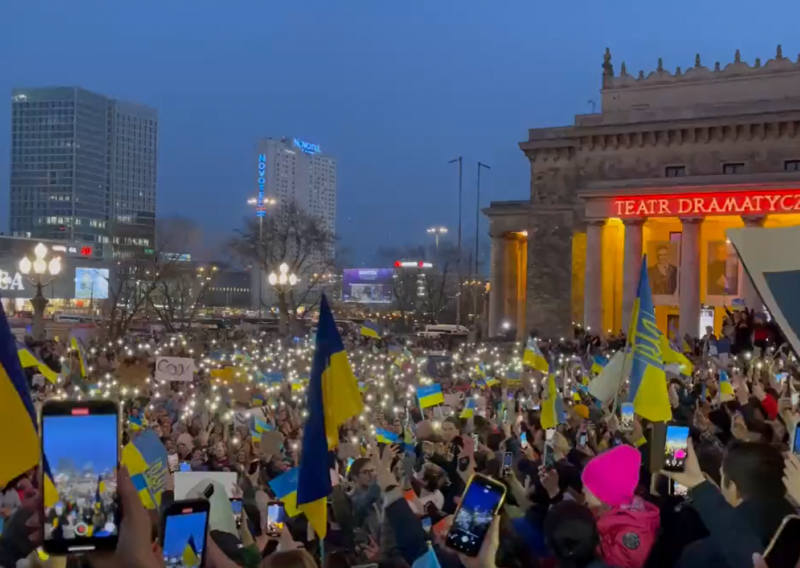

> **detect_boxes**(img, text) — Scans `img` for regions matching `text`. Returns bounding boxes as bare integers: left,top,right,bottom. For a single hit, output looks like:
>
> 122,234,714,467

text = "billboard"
342,269,393,304
75,267,110,300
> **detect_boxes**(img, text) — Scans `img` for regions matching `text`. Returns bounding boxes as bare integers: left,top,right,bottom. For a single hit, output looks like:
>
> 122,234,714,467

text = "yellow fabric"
298,497,328,541
322,351,364,449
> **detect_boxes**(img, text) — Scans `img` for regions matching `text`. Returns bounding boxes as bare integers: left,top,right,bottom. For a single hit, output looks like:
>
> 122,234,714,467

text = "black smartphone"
248,459,260,476
501,451,513,477
663,424,690,472
421,515,432,534
230,498,243,528
764,514,800,568
41,400,120,554
445,474,507,557
793,423,800,457
668,479,688,497
266,501,286,537
457,456,471,472
160,499,210,568
578,431,588,447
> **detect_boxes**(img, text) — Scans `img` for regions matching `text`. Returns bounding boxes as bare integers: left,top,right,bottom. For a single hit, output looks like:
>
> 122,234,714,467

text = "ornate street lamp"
19,243,62,340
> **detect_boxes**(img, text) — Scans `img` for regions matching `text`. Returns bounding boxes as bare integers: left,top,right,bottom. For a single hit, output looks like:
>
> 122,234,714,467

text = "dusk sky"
1,1,797,265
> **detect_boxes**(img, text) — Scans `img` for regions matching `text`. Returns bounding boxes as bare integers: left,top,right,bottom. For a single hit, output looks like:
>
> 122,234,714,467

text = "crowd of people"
2,307,800,568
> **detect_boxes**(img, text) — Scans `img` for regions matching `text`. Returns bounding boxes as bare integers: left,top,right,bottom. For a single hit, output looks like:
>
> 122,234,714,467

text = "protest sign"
121,430,169,509
155,356,195,382
259,431,285,457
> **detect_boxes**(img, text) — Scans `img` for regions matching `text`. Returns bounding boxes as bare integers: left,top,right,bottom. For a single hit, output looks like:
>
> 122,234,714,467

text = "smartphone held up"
161,499,210,568
40,400,120,555
446,473,506,557
663,424,690,472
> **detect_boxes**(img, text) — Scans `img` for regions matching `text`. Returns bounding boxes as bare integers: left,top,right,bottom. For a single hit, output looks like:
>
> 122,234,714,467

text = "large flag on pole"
523,337,549,373
627,256,672,422
297,294,364,538
727,225,800,358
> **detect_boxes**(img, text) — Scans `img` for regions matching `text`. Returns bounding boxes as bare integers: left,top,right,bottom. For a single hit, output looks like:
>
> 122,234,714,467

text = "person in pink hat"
581,444,660,568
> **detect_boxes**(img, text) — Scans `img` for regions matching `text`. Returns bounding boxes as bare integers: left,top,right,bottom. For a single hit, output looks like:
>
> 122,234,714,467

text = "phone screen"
168,453,179,473
162,501,209,568
776,372,789,384
793,424,800,457
446,475,506,557
544,428,556,469
266,502,286,536
664,425,690,472
669,479,688,497
578,432,588,447
421,516,432,533
620,402,635,430
520,432,528,449
502,452,513,476
41,401,119,554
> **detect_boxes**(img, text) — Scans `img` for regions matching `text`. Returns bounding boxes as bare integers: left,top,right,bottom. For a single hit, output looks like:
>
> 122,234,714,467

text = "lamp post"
268,263,298,336
247,196,277,320
448,157,463,327
19,243,62,340
474,162,491,322
426,227,448,251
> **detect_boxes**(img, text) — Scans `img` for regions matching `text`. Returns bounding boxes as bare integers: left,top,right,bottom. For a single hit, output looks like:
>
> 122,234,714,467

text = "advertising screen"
342,269,393,304
75,268,110,300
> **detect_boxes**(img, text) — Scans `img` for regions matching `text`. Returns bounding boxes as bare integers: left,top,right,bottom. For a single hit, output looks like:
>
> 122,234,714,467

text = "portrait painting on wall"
706,241,740,297
647,240,680,304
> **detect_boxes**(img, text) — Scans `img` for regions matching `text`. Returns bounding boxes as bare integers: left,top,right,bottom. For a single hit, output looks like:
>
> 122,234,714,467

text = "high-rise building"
255,136,336,236
9,87,157,257
251,136,337,311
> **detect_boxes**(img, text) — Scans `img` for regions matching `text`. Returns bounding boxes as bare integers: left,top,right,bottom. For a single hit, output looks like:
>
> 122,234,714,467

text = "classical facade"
485,46,800,341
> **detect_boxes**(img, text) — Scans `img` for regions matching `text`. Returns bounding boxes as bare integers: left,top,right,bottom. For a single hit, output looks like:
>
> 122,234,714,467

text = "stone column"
679,218,702,340
583,220,605,334
621,219,644,333
740,216,766,311
488,235,507,336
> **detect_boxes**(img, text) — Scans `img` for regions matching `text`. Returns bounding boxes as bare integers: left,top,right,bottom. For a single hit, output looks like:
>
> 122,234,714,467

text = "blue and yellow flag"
128,414,145,432
719,369,734,396
523,337,549,373
298,294,364,539
403,425,416,454
250,415,272,443
16,341,58,384
375,428,399,444
269,467,302,517
591,355,609,375
417,384,444,409
485,377,500,387
360,321,381,339
661,336,694,376
540,374,559,429
460,398,476,419
182,535,200,568
628,257,672,422
70,336,87,378
475,362,487,378
0,298,57,507
121,429,168,509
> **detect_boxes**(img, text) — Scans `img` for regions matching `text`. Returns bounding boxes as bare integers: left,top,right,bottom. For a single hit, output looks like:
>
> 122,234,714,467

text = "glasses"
360,469,377,476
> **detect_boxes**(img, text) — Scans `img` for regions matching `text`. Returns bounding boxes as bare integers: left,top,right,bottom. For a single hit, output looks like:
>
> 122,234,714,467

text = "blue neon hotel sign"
257,153,266,217
293,138,321,155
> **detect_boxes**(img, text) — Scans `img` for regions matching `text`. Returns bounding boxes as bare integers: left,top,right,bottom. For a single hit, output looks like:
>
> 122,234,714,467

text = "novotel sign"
613,189,800,218
293,138,320,155
256,154,266,217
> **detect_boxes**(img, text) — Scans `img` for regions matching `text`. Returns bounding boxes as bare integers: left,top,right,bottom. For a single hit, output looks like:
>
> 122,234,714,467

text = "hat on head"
573,404,589,420
581,444,640,507
760,394,779,420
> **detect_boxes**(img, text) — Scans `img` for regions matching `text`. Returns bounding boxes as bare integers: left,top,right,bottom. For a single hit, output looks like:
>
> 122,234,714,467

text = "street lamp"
474,162,491,322
247,196,278,320
427,227,448,251
19,243,62,340
448,157,463,327
268,263,298,288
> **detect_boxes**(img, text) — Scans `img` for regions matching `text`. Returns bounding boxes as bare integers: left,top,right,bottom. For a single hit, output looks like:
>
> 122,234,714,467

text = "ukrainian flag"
719,369,734,396
128,414,145,432
182,535,200,568
297,294,364,538
269,467,301,517
375,428,398,444
121,429,168,510
16,341,58,384
485,377,500,387
250,415,271,443
628,257,672,423
403,425,416,454
591,355,609,376
661,336,694,376
252,392,266,406
417,384,444,409
540,374,559,429
460,398,476,419
523,337,549,373
0,298,58,507
70,336,87,377
475,363,487,378
361,321,381,339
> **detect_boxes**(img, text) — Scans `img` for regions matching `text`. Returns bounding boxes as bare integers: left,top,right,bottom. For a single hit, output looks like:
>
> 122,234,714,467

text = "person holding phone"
581,444,660,568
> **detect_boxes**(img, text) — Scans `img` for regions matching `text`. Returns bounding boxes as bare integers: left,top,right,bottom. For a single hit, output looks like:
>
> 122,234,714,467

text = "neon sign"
257,153,266,218
293,138,320,155
614,189,800,218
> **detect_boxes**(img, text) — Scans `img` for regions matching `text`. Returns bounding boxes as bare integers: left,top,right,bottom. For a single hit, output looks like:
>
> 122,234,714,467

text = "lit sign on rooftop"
293,138,321,155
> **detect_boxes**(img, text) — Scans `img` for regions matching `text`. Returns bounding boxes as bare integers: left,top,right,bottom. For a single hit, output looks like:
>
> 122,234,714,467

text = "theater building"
485,46,800,341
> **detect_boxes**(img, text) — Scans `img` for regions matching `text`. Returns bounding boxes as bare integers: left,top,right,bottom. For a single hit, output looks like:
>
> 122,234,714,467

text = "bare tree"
147,263,219,332
100,259,159,341
228,202,336,334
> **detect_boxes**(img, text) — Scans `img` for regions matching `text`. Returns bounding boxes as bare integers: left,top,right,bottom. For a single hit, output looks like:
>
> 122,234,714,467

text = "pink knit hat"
581,444,640,506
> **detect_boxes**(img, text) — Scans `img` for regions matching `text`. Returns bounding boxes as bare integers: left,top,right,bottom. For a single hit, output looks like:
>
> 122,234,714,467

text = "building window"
723,162,745,174
665,166,686,178
785,160,800,172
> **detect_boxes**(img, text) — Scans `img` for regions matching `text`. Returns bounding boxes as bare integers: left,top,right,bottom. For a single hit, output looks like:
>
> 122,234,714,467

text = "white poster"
174,471,239,499
155,356,195,382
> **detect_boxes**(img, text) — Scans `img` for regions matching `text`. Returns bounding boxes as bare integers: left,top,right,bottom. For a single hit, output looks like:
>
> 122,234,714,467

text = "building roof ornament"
603,48,800,90
620,61,628,77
